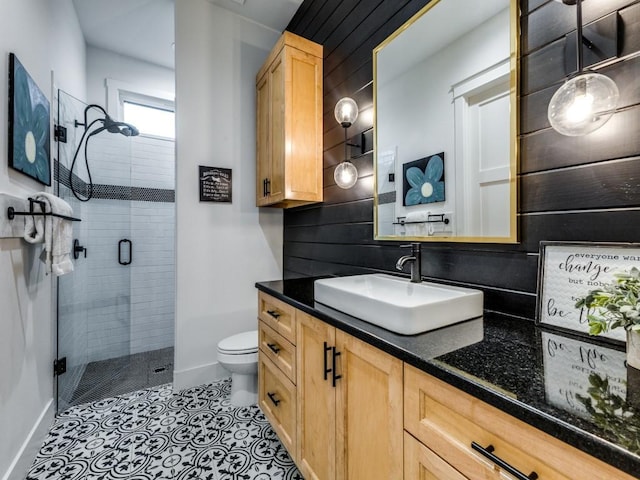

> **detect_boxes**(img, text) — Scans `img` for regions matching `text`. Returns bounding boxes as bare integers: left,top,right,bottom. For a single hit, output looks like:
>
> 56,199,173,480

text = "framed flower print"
8,53,51,185
402,152,445,206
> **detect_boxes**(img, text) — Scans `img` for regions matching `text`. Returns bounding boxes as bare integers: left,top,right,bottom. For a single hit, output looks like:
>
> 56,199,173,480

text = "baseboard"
3,398,55,480
173,361,229,393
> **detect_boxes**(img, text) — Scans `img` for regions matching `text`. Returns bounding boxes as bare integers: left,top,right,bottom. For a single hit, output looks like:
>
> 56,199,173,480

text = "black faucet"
396,243,422,283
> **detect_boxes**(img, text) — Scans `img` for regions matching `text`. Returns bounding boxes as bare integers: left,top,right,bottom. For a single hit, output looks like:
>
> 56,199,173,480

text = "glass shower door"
56,90,133,411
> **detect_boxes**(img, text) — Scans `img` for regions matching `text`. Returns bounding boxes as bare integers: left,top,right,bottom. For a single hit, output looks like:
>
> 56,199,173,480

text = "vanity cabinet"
404,364,636,480
256,31,323,208
296,312,404,480
257,292,403,479
257,282,638,480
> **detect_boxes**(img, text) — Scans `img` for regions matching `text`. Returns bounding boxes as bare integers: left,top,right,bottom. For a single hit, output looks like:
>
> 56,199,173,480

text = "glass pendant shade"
334,97,358,127
334,161,358,189
547,72,619,137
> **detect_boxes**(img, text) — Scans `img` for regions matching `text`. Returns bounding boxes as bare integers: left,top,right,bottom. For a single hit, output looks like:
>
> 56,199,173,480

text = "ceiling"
72,0,304,70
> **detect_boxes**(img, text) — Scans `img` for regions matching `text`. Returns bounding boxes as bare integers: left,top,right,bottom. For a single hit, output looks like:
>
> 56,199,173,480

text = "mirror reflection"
373,0,517,243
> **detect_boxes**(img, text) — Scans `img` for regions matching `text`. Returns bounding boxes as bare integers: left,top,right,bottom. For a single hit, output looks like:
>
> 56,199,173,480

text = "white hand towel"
32,192,75,276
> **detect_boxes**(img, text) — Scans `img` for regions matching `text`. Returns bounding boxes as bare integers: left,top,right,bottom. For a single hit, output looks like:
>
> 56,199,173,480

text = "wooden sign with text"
537,242,640,343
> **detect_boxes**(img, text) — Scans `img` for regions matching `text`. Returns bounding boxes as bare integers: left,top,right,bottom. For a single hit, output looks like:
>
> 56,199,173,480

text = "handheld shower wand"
69,104,139,202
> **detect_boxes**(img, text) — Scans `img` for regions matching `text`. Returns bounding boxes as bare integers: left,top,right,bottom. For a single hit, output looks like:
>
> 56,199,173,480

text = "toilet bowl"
217,330,259,407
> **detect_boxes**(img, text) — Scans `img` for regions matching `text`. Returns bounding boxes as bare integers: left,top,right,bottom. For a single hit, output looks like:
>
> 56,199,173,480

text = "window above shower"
123,101,175,139
106,78,176,141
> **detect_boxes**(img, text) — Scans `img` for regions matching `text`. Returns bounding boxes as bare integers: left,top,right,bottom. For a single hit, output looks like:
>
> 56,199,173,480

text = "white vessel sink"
314,274,483,335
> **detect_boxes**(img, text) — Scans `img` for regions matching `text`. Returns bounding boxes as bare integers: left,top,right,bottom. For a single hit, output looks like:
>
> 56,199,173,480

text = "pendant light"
547,0,619,136
334,97,358,189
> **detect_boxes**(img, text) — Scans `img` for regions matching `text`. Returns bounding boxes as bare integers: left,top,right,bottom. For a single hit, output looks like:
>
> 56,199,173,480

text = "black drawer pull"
267,343,281,354
266,310,281,319
471,442,538,480
323,342,332,380
267,392,280,406
332,347,342,387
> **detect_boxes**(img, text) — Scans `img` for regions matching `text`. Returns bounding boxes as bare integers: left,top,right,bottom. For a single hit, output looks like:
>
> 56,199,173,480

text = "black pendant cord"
576,0,584,72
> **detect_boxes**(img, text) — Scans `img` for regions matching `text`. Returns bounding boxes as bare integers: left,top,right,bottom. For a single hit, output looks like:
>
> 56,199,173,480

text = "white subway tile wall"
58,130,175,364
130,201,175,355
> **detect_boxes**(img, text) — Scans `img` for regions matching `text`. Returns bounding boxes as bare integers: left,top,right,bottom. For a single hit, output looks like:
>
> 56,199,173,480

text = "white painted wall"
86,46,175,111
0,1,86,478
174,0,283,390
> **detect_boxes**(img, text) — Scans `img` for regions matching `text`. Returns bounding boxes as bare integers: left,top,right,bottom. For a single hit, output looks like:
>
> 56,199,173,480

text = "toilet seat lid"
218,330,258,354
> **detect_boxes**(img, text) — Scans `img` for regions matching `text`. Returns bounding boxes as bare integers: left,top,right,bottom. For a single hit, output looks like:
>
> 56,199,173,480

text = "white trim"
172,362,229,393
105,78,175,121
3,399,55,480
453,59,511,237
452,58,510,99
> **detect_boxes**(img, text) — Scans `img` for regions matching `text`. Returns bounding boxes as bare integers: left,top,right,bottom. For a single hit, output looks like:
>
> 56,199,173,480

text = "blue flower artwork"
8,53,51,185
402,153,445,206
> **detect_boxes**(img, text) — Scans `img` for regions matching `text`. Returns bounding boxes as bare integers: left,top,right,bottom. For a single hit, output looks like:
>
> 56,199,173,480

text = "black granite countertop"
256,277,640,478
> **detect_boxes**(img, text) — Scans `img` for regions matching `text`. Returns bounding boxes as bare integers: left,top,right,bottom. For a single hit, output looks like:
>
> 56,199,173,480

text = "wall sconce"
547,0,619,136
334,97,358,189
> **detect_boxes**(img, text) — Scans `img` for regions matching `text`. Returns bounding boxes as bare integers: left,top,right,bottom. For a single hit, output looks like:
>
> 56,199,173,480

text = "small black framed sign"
536,241,640,344
199,166,231,203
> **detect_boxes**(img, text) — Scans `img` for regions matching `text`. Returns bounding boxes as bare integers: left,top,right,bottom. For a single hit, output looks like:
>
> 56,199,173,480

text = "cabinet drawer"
259,321,296,383
259,352,297,460
404,364,634,480
258,292,296,344
404,431,468,480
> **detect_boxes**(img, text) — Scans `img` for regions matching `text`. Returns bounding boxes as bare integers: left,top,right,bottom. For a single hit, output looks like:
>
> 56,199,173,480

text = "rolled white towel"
404,210,430,224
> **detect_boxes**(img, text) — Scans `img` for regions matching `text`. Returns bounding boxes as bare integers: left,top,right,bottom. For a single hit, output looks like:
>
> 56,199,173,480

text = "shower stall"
55,90,175,412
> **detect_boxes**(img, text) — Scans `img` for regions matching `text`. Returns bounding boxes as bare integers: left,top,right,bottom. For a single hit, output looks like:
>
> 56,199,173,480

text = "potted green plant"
575,267,640,370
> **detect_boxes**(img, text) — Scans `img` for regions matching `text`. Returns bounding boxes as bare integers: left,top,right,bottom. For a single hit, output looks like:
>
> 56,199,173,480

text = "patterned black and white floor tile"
27,379,303,480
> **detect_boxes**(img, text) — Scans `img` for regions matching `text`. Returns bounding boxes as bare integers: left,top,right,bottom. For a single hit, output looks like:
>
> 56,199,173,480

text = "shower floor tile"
69,347,175,407
28,379,302,480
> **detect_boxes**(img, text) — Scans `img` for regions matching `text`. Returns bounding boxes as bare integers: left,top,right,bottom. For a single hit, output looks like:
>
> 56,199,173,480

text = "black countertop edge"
255,280,640,477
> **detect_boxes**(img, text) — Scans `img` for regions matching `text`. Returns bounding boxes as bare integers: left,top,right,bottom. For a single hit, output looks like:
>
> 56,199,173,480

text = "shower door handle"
118,239,132,266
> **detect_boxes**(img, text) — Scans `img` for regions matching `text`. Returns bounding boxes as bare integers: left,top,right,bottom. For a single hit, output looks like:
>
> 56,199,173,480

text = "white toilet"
217,330,259,407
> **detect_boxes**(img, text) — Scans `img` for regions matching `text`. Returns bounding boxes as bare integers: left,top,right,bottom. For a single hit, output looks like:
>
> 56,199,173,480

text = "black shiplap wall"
283,0,640,319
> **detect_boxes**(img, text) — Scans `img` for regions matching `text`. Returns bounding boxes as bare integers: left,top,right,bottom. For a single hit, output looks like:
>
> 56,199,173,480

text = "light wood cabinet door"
281,45,322,203
267,52,285,204
404,432,468,480
255,31,322,208
256,72,270,207
335,330,404,480
296,311,336,480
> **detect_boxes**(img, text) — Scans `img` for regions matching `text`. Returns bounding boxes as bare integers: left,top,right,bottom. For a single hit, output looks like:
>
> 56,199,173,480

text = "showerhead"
89,116,140,137
103,116,139,136
76,104,139,137
69,104,141,203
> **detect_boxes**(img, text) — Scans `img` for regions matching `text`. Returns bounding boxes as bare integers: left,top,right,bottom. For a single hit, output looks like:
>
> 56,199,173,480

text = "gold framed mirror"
373,0,519,243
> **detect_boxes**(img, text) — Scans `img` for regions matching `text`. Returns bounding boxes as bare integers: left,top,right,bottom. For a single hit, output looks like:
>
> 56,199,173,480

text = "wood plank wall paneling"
283,0,640,319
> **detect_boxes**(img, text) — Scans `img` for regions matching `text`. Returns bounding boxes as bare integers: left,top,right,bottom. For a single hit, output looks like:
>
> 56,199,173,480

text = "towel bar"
393,213,449,226
7,197,81,222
